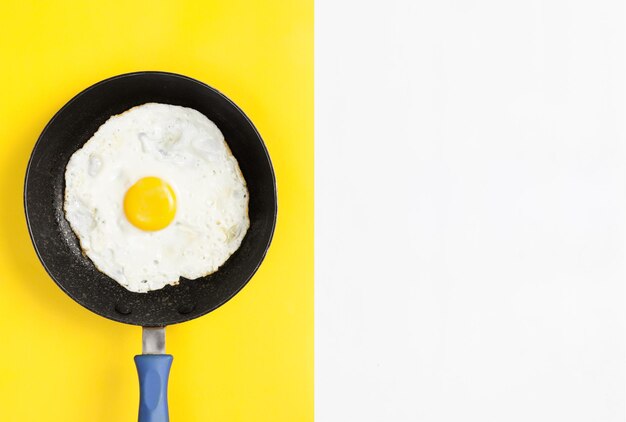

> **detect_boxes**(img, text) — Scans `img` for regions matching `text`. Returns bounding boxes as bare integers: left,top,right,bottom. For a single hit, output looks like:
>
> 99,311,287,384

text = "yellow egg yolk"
123,177,176,231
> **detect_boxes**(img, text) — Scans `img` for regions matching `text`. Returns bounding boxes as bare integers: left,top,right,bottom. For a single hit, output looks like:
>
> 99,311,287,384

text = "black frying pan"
24,71,277,421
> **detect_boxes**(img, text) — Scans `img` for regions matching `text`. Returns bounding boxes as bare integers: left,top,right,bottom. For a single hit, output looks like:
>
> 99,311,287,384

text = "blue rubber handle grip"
134,354,173,422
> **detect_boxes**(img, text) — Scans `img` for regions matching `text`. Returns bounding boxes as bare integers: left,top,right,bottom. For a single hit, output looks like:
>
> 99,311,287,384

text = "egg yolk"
124,177,176,231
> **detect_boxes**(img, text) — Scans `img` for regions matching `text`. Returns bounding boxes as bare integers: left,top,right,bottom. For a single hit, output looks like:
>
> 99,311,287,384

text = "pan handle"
134,354,173,422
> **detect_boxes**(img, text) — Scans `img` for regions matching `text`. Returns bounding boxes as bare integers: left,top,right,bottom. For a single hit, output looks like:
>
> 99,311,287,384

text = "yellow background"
0,1,312,421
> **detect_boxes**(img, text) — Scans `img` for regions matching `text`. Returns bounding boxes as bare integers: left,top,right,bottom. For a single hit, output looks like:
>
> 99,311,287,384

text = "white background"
316,1,626,421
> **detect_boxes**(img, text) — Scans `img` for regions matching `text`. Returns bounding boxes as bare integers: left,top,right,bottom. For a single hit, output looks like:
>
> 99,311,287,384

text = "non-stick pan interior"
24,72,277,326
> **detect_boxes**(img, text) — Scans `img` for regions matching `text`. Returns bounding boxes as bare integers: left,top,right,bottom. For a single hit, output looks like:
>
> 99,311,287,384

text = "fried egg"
63,103,250,293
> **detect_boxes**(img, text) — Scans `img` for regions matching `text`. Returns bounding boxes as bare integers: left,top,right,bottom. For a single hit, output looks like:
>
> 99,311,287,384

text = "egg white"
64,103,250,293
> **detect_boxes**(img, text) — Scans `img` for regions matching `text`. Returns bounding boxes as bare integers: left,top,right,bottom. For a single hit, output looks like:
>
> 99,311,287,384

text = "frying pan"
24,71,277,421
